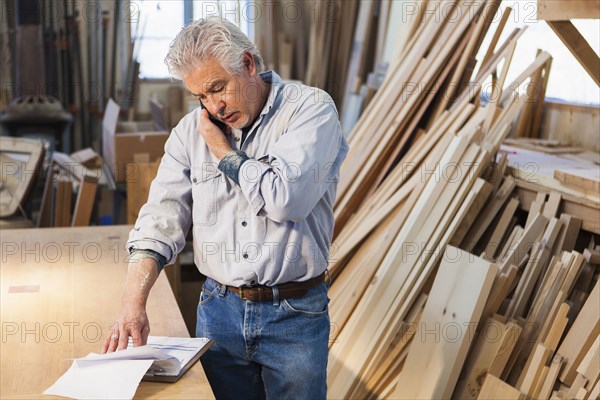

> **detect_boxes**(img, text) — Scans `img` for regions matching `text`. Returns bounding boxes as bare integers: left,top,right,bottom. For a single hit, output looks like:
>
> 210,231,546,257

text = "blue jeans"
196,277,331,400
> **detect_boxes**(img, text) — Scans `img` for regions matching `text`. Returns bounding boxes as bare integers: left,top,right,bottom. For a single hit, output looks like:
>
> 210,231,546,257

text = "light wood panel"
0,226,213,399
393,246,498,399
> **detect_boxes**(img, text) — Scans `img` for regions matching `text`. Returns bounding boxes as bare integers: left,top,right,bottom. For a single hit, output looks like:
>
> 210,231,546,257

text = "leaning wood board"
558,278,600,385
477,374,525,399
393,246,498,399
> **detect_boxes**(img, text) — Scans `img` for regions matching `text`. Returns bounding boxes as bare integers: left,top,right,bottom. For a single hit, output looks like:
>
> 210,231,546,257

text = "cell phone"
200,101,227,131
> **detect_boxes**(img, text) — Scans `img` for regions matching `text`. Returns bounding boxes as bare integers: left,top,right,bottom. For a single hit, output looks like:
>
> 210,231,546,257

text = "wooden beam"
546,20,600,87
537,1,600,21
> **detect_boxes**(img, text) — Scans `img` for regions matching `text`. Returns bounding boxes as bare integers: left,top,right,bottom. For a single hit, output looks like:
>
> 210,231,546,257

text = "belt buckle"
239,285,249,301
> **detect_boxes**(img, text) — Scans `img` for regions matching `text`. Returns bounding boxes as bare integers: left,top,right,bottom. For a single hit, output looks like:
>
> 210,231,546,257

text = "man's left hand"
198,109,233,161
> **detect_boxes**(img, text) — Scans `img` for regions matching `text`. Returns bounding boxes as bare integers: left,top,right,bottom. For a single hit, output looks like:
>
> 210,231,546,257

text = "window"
132,0,252,79
475,2,600,105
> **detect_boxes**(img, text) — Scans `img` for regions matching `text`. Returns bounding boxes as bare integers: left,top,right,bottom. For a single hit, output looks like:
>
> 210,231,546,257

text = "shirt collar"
258,70,283,117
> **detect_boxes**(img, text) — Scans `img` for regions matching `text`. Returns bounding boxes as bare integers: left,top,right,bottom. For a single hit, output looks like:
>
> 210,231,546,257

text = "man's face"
182,53,264,130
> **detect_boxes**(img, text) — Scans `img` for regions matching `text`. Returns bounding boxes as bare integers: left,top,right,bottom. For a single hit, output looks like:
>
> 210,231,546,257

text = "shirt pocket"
191,170,222,226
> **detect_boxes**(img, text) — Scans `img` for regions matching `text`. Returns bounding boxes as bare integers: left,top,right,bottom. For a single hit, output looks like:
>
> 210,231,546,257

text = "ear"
243,51,257,76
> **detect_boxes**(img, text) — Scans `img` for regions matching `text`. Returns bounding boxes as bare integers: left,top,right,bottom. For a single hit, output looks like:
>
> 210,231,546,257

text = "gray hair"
165,17,264,79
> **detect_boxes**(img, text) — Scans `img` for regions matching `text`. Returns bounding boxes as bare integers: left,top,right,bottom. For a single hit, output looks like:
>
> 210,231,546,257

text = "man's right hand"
101,302,150,353
101,256,159,353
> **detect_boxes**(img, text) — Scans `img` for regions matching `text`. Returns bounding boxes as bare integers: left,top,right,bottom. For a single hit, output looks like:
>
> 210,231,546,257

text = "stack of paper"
44,336,212,399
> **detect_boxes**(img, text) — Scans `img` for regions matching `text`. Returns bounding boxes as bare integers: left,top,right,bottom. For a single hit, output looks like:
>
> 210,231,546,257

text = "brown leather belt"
226,272,327,302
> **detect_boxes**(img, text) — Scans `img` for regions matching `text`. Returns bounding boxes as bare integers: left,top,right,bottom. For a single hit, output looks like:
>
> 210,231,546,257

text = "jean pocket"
199,283,219,306
281,283,329,318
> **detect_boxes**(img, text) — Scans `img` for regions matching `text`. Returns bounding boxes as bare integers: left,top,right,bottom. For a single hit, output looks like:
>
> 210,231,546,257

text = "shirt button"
192,178,197,183
234,137,240,142
243,253,249,259
250,279,256,285
241,221,247,227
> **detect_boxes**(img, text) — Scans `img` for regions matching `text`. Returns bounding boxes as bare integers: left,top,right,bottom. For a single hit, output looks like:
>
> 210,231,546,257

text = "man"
102,17,349,399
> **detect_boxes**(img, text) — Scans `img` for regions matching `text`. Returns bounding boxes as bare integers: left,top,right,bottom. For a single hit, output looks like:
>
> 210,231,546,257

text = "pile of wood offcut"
327,1,599,399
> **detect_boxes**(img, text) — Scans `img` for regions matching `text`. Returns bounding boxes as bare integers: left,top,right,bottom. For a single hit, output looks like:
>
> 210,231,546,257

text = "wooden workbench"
0,225,214,399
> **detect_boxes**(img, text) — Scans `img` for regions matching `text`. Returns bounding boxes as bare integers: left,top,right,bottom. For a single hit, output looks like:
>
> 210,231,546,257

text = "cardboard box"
114,131,168,182
102,99,169,183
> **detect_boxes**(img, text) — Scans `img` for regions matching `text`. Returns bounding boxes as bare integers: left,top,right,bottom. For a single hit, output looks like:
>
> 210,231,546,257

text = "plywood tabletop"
0,225,214,399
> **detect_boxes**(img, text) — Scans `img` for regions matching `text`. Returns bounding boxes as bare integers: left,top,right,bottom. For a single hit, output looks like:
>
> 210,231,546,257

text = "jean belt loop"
272,285,280,306
218,282,227,297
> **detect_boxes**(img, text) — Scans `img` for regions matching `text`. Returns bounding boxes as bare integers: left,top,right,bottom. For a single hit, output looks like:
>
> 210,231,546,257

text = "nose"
204,95,226,117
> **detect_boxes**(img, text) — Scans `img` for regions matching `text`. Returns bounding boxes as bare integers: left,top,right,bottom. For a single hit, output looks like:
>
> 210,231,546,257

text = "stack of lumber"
326,1,599,399
502,141,600,234
38,148,102,227
254,0,414,114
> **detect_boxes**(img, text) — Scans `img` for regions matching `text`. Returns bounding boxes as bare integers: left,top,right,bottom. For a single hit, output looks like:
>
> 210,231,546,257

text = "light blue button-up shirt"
127,71,349,286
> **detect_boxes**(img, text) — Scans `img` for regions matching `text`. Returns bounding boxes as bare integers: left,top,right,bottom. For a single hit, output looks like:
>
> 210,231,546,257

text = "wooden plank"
71,177,98,227
588,378,600,400
393,246,498,399
519,343,553,396
503,144,600,204
328,200,408,343
37,165,56,228
483,197,519,260
499,213,548,273
53,179,72,228
554,214,583,255
508,217,562,319
574,387,588,399
126,161,160,224
539,355,565,400
537,1,600,21
583,248,600,265
497,226,523,262
53,180,64,228
547,20,600,87
526,192,547,228
361,294,426,397
450,179,493,247
512,182,598,235
532,366,550,399
543,303,571,352
481,6,512,68
454,318,522,399
462,177,516,252
477,374,525,400
482,265,518,319
558,279,600,385
554,168,600,194
543,192,562,219
569,374,589,398
577,335,600,391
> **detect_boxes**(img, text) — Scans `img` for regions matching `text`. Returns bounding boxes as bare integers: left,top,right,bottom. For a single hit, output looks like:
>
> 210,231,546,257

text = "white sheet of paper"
44,337,211,398
44,359,153,400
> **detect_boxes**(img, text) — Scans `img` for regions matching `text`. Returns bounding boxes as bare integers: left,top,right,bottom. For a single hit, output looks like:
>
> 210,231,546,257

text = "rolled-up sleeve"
126,128,192,265
238,98,345,223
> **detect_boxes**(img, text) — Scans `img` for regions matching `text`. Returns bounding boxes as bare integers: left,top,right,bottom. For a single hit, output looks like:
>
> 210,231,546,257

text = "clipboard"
142,338,214,383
